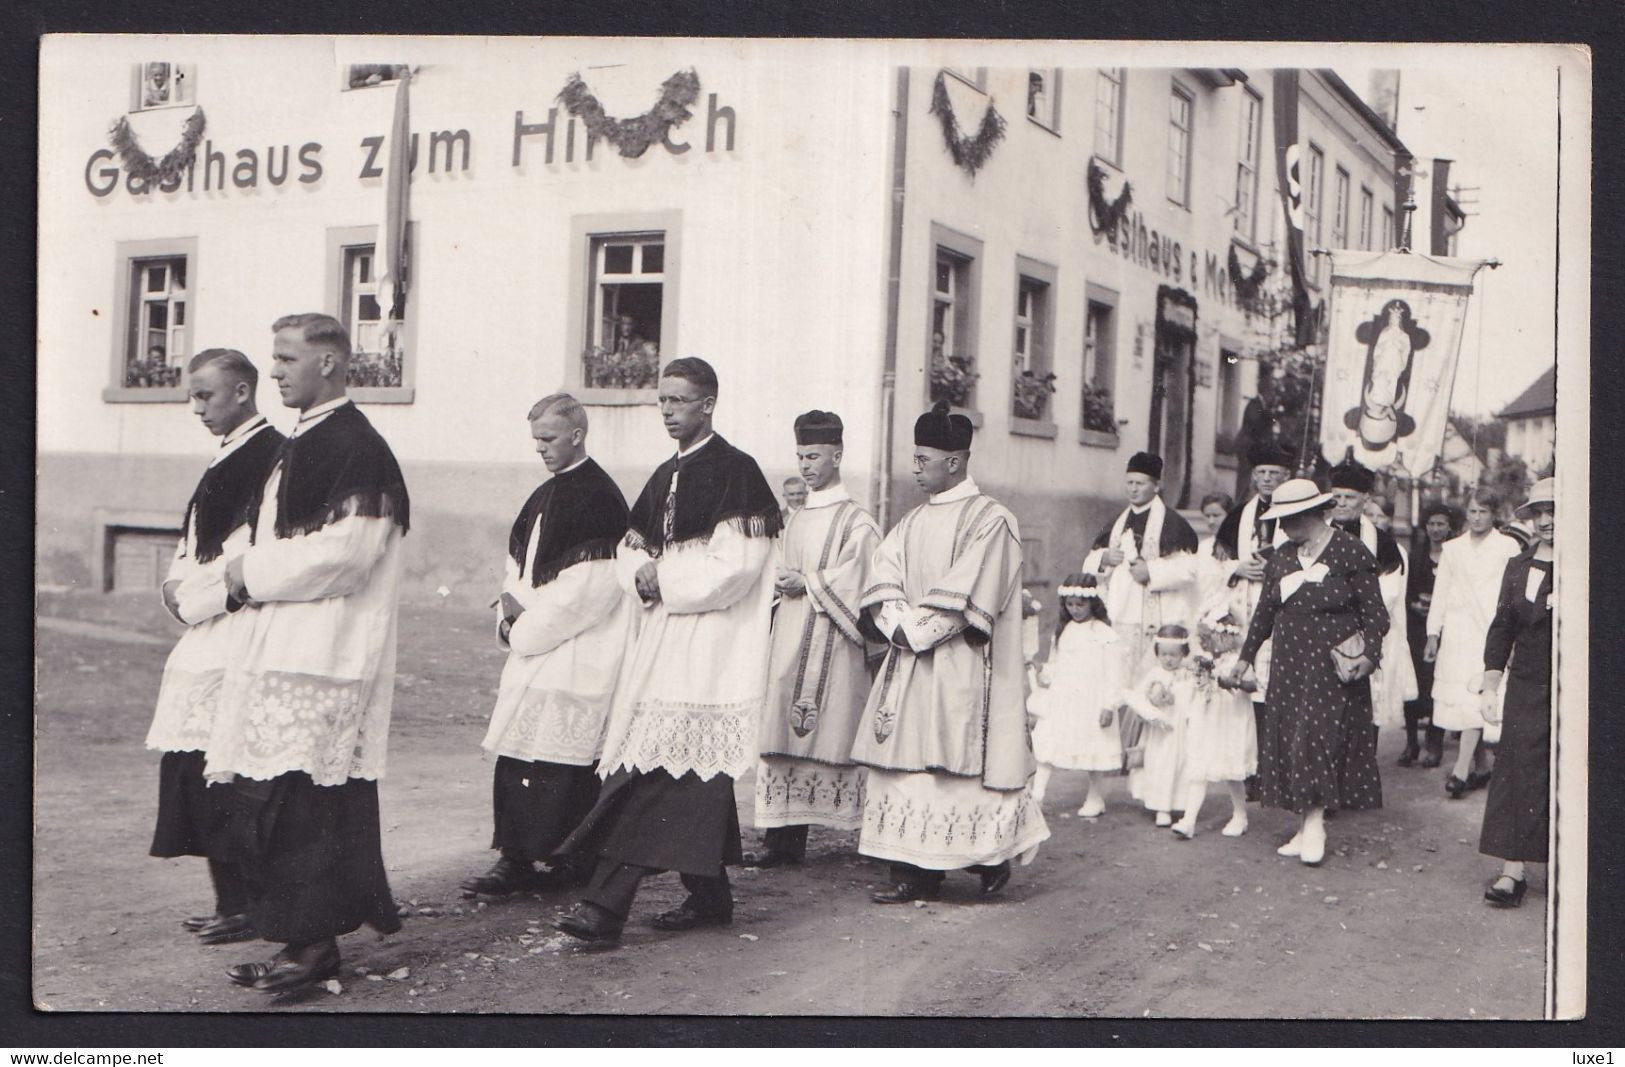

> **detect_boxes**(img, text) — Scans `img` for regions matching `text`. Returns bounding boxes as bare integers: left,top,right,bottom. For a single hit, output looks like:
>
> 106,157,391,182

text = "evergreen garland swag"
108,108,207,187
1228,244,1271,305
1087,158,1134,237
557,69,701,159
929,72,1006,178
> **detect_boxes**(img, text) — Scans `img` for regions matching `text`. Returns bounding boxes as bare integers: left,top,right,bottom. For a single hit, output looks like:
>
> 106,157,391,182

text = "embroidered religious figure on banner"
1345,298,1430,449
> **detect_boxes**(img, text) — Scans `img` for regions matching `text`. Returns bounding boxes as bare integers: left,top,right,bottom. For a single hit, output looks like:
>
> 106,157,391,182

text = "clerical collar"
930,477,980,504
1128,501,1154,516
293,396,353,436
558,456,590,475
676,432,715,459
219,413,267,448
804,483,850,509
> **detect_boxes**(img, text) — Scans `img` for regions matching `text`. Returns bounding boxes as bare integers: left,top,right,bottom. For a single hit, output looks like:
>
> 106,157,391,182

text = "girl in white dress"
1173,608,1257,839
1122,624,1195,827
1194,492,1236,618
1029,572,1122,817
1425,488,1523,797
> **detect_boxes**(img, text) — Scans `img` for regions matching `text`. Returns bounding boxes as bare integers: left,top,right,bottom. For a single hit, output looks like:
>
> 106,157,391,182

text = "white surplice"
204,401,406,786
146,416,275,754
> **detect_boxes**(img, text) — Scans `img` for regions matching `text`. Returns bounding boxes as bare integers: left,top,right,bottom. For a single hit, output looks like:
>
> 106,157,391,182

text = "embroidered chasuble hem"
849,758,1025,792
754,757,866,830
858,769,1049,869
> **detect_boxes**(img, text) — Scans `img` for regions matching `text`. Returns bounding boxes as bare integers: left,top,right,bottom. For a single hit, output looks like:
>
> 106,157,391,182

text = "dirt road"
33,593,1546,1017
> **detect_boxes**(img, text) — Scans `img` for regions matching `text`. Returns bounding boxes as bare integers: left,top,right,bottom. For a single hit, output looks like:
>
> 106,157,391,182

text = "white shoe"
1170,819,1196,840
1221,814,1249,838
1078,796,1105,819
1276,833,1302,857
1299,823,1326,866
1154,811,1172,828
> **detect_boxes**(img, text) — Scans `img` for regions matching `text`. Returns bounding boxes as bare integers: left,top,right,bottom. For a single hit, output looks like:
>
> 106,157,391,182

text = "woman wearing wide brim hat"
1224,479,1390,866
1478,477,1556,908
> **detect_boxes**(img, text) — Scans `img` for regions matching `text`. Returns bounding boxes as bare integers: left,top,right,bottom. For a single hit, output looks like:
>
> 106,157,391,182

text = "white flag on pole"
1319,250,1487,478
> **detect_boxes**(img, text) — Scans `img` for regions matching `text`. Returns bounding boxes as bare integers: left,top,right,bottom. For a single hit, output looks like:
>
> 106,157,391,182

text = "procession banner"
1319,250,1486,478
1270,69,1316,348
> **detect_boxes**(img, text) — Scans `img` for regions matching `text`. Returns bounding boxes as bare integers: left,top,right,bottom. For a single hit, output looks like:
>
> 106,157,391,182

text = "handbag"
1329,631,1367,684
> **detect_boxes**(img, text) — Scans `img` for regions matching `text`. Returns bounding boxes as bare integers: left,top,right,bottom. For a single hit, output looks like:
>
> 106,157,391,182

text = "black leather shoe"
197,913,256,945
742,849,802,869
252,942,341,994
528,864,590,893
651,901,734,931
1467,769,1492,791
1396,744,1419,767
1484,876,1527,908
460,855,540,897
872,881,940,904
555,903,623,944
1420,753,1443,769
971,861,1012,896
226,951,286,988
184,912,219,931
1444,774,1468,798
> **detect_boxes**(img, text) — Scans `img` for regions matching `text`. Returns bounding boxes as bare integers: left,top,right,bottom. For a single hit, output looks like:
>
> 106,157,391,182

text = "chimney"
1368,70,1401,132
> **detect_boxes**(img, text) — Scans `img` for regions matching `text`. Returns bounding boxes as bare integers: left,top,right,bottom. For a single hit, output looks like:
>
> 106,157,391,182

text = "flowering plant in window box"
1081,381,1117,434
929,351,978,409
583,342,660,390
1012,365,1058,421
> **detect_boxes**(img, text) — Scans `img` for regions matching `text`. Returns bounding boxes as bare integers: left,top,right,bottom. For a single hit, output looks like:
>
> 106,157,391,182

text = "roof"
1496,365,1557,419
1315,69,1411,159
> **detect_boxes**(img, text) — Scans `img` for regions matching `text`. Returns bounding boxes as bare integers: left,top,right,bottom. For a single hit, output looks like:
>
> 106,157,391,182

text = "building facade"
1497,365,1557,474
39,40,1405,605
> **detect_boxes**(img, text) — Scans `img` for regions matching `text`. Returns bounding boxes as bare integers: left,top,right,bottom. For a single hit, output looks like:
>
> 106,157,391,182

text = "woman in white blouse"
1424,488,1523,798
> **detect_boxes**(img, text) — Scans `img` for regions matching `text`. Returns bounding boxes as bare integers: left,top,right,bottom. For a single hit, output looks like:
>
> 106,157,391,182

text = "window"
131,62,196,111
1216,345,1243,454
1167,83,1194,208
1359,186,1375,250
1094,68,1125,165
105,237,198,401
345,65,409,90
1304,144,1325,285
927,223,983,413
324,225,417,402
1027,68,1060,133
583,234,667,390
1011,259,1056,428
1234,88,1262,240
1081,284,1119,439
1382,205,1395,250
1332,167,1350,250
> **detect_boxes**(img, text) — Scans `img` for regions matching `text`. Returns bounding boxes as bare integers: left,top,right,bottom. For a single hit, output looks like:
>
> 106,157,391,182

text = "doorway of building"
1147,287,1198,508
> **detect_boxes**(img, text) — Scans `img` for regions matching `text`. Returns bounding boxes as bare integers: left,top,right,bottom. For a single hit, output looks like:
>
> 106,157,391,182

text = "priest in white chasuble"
147,348,284,949
554,358,781,945
210,313,409,995
849,401,1049,904
1082,451,1201,683
750,410,883,867
461,393,633,899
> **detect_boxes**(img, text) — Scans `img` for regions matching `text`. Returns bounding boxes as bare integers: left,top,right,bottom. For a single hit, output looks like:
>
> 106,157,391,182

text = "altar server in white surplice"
460,394,632,899
750,410,883,868
849,401,1049,904
212,313,409,995
554,358,781,945
147,348,284,949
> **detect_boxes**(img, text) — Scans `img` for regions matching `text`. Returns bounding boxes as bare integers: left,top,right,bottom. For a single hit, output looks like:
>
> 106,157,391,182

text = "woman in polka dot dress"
1227,479,1390,866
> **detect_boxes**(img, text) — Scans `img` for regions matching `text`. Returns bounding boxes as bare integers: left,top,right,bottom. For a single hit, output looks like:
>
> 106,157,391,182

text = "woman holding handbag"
1226,479,1391,866
1478,479,1556,908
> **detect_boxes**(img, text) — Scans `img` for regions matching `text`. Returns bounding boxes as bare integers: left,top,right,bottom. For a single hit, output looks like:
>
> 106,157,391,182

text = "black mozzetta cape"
255,402,411,541
1088,502,1200,556
1213,498,1274,563
508,458,630,587
182,422,286,563
1333,517,1406,576
625,434,782,553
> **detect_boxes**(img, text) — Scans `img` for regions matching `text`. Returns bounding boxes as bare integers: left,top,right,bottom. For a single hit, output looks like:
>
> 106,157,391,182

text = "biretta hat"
1247,436,1296,470
1127,452,1164,479
1328,458,1376,494
1515,477,1555,517
1258,478,1335,522
914,400,973,451
794,410,844,446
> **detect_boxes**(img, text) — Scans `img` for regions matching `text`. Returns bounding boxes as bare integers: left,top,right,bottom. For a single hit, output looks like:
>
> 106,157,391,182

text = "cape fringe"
637,509,782,554
264,487,411,542
527,537,621,587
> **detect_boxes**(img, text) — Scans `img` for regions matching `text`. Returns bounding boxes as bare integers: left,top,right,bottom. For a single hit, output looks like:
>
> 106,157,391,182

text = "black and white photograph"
32,35,1589,1021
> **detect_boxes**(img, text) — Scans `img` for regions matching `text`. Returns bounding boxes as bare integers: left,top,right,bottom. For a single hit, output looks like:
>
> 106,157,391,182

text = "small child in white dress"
1172,608,1257,839
1028,572,1122,817
1121,624,1195,828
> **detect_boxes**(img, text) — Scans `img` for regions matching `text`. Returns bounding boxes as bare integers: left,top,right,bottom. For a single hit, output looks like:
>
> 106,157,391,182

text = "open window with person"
325,224,418,402
927,223,984,416
1027,68,1060,133
104,238,197,401
583,235,665,390
1011,258,1057,432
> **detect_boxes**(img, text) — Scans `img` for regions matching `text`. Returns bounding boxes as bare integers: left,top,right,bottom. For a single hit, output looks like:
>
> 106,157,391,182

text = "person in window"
1478,478,1556,908
148,349,284,949
553,358,781,944
143,62,172,107
613,314,646,355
